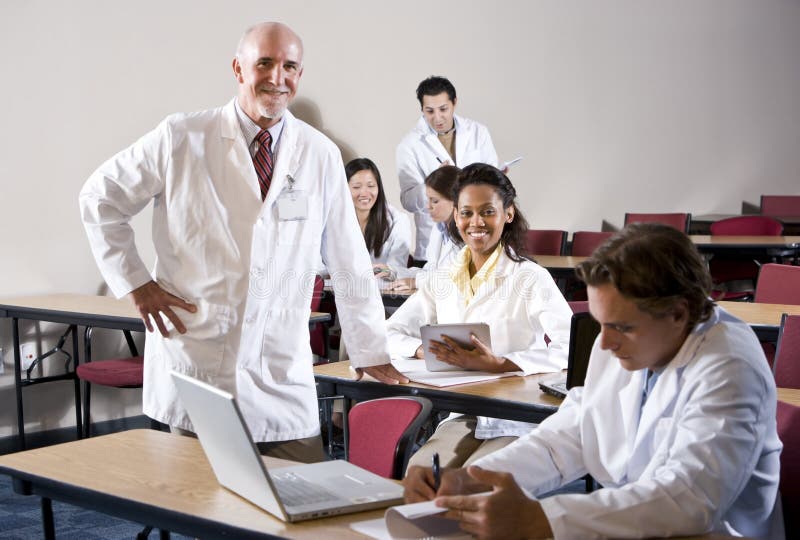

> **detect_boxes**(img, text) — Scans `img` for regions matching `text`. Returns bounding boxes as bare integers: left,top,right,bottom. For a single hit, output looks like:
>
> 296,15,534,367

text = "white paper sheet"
350,501,470,539
390,356,521,387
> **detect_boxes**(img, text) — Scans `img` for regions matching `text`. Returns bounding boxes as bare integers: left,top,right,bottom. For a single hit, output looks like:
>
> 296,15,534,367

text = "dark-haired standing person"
396,76,499,263
404,223,783,540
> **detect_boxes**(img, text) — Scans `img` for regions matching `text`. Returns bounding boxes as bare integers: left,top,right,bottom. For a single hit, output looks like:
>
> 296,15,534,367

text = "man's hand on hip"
128,280,197,337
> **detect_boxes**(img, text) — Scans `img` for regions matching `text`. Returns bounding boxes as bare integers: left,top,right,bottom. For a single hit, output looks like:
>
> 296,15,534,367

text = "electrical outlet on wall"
20,343,37,371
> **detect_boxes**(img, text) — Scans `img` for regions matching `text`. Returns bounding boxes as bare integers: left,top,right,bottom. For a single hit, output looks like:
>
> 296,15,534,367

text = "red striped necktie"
253,129,274,201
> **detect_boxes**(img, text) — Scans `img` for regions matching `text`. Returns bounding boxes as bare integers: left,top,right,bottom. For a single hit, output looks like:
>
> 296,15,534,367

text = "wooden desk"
533,255,588,281
0,429,746,540
718,300,800,342
315,361,563,424
778,388,800,407
690,213,800,235
0,294,330,450
689,235,800,258
0,429,385,540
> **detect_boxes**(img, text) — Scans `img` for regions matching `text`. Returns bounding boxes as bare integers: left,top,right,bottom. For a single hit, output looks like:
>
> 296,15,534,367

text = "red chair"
711,215,783,236
565,232,613,301
754,264,800,367
525,229,567,256
309,275,330,361
76,328,144,437
755,264,800,305
777,401,800,534
761,195,800,216
570,231,613,257
774,314,800,389
347,396,432,479
624,213,690,233
709,216,784,301
568,300,589,313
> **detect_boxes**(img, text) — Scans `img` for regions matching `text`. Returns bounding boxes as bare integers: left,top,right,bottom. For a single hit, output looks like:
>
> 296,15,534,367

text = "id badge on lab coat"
277,189,308,221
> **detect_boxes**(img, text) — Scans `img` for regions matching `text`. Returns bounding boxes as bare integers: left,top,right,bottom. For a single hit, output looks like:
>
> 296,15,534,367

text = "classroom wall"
1,0,799,437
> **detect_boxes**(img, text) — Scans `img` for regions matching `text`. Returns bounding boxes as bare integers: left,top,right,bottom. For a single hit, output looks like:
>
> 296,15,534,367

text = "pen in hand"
432,452,441,492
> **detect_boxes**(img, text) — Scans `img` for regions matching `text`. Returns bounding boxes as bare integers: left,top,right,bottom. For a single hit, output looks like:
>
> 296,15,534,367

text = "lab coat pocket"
259,309,313,384
161,302,233,378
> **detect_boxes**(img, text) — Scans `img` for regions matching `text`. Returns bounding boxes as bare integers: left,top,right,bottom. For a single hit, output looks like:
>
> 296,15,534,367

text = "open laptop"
170,371,404,522
539,312,600,398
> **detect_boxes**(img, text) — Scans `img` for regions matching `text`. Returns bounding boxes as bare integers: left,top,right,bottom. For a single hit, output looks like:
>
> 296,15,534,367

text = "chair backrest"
761,195,800,217
570,231,613,257
775,314,800,389
709,215,783,236
624,212,690,233
525,229,567,255
347,396,432,479
568,300,589,314
777,401,800,532
755,264,800,305
309,275,326,357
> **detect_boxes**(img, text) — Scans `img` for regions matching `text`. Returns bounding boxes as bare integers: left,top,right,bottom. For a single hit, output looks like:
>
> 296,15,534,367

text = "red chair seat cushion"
76,356,144,387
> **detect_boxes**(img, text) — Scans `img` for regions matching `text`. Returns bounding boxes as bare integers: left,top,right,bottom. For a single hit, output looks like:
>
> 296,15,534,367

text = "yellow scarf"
450,243,503,306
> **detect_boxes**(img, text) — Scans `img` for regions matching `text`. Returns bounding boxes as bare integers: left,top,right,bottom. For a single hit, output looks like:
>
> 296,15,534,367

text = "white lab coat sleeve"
396,138,428,214
543,361,774,539
78,120,170,298
478,124,500,167
473,387,588,495
383,209,412,273
385,280,438,357
503,264,572,374
321,150,391,368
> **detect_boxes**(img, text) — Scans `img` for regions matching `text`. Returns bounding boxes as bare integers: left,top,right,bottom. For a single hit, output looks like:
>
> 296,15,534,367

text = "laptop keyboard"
539,380,567,399
272,471,343,507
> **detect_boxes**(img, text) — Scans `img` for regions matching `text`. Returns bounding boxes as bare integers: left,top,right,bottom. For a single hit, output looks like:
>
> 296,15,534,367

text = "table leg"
41,497,55,540
342,397,350,461
71,325,83,439
12,318,25,451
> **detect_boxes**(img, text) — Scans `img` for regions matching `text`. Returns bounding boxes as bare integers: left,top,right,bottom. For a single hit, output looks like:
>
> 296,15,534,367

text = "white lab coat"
475,307,784,540
386,249,572,437
370,204,411,273
80,100,389,440
395,222,459,284
396,115,499,259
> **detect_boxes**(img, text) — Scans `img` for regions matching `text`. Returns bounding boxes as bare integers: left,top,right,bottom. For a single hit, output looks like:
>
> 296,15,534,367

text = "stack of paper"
391,356,521,387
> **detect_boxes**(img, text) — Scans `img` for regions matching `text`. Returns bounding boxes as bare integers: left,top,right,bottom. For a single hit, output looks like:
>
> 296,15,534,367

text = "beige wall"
1,0,799,436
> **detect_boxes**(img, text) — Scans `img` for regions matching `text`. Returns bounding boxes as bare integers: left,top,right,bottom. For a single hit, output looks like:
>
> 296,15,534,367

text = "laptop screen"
566,312,601,389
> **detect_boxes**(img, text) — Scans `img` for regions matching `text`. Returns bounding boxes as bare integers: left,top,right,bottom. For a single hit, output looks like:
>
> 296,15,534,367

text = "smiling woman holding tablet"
386,163,572,469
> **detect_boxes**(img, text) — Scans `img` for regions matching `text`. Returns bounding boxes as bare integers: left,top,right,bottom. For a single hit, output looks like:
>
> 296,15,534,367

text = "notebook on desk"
539,312,600,399
171,371,404,523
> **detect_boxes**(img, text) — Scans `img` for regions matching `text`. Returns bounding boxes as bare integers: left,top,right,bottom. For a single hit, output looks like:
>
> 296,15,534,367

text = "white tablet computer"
420,323,492,372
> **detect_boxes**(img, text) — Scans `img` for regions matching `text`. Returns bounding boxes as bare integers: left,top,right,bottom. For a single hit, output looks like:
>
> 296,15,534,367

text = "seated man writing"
404,223,784,540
